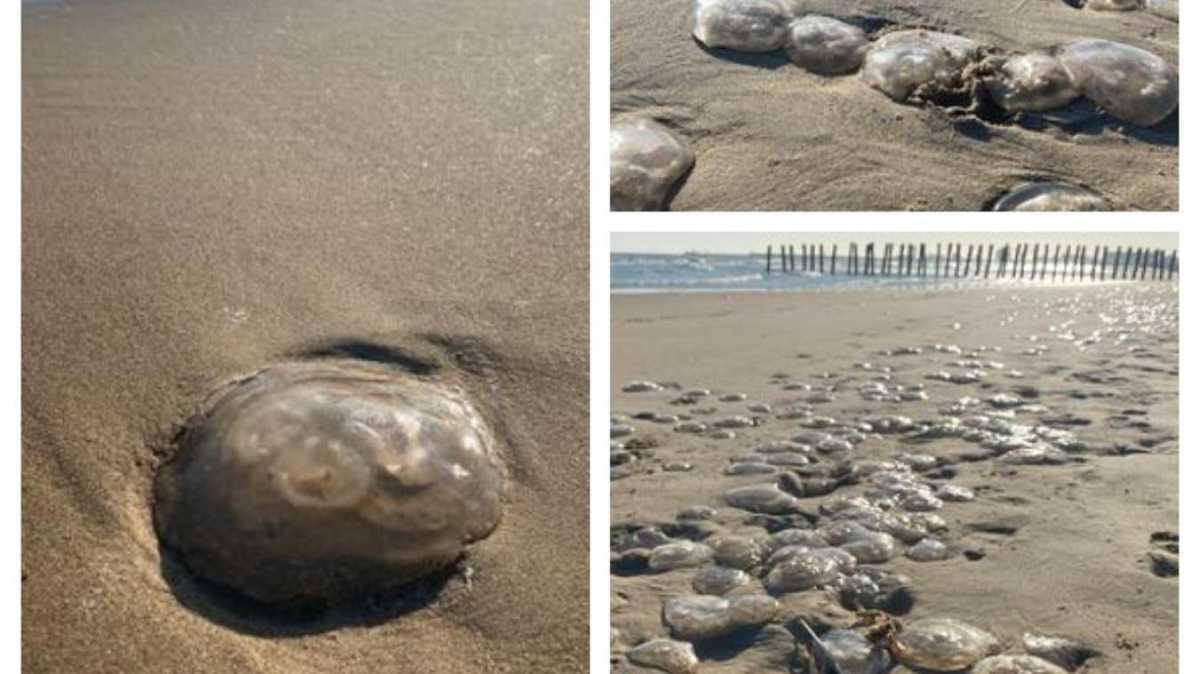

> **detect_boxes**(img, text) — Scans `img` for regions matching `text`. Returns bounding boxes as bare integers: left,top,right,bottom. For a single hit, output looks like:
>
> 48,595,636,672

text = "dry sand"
22,1,587,672
611,284,1178,672
611,0,1178,210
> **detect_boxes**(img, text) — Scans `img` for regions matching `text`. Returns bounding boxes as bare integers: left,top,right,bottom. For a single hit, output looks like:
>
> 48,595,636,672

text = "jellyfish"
610,118,695,211
1055,39,1178,126
982,52,1082,113
861,30,982,102
784,16,869,76
154,362,506,605
992,182,1108,211
691,0,795,52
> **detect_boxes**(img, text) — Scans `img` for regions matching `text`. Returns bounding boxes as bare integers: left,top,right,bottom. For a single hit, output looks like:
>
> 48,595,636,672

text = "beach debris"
1055,39,1178,126
610,118,696,211
154,363,506,605
784,16,869,75
624,380,664,393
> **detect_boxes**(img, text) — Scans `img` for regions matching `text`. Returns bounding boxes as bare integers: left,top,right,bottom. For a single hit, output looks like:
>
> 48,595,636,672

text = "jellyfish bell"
861,30,982,102
992,182,1108,211
982,52,1082,113
1055,39,1178,127
784,16,869,76
154,362,506,606
691,0,795,53
610,118,695,211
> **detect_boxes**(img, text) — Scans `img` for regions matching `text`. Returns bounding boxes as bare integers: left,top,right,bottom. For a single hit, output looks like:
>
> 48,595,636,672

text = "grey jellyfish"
1055,39,1178,127
154,362,507,606
992,182,1108,211
785,16,870,76
981,52,1081,113
691,0,795,52
860,30,982,103
610,118,695,211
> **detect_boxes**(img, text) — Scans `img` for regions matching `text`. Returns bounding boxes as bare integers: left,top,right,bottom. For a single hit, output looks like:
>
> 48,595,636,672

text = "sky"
612,232,1179,255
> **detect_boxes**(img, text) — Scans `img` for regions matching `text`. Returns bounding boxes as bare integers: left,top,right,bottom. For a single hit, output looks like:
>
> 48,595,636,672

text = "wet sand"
611,285,1178,672
22,1,587,672
611,0,1178,210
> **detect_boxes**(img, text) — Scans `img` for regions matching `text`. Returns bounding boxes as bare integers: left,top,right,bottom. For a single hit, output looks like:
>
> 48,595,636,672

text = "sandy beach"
611,284,1178,672
611,0,1178,210
22,1,587,672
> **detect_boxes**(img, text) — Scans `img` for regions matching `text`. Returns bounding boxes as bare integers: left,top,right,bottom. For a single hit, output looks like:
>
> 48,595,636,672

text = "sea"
610,252,1149,294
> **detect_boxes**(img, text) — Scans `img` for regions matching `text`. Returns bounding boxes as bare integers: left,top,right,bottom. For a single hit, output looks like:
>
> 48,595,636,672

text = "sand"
611,0,1178,210
611,284,1178,672
22,1,587,672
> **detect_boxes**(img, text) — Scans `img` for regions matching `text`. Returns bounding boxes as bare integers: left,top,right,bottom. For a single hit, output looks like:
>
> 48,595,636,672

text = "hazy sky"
612,232,1178,254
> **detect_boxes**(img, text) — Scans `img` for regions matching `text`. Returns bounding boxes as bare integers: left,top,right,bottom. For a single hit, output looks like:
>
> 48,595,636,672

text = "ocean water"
611,252,1160,294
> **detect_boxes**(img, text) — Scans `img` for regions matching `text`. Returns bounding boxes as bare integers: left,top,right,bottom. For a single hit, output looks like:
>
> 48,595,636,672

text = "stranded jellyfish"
1055,39,1178,126
784,16,869,76
982,53,1081,113
610,118,695,211
892,617,1003,671
1084,0,1141,11
861,30,982,102
1145,0,1178,21
154,362,506,605
992,182,1108,211
691,0,795,52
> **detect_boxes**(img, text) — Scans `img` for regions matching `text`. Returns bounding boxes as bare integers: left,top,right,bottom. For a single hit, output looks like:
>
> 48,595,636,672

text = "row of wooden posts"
764,242,1177,282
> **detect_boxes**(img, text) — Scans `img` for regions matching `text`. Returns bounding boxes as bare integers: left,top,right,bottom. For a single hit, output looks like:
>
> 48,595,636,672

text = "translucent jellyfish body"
893,617,1002,671
784,16,869,76
861,30,982,102
1085,0,1141,11
1145,0,1179,21
1056,39,1178,126
992,182,1108,211
691,0,795,52
154,363,506,605
973,654,1070,674
610,118,695,211
983,53,1081,112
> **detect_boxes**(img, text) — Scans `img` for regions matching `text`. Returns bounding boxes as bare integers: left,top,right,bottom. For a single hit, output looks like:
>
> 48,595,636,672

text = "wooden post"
819,244,826,274
766,246,772,274
984,244,994,279
1077,245,1087,280
1169,250,1177,280
866,243,874,276
935,244,942,278
1032,244,1042,280
1090,246,1099,280
1099,247,1108,281
831,244,838,276
1140,249,1150,280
